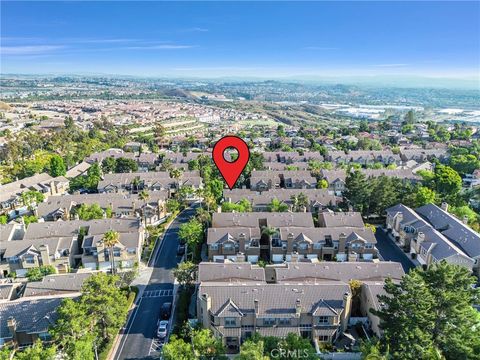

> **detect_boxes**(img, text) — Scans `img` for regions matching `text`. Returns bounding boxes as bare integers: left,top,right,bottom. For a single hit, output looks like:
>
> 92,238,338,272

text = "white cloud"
0,45,65,55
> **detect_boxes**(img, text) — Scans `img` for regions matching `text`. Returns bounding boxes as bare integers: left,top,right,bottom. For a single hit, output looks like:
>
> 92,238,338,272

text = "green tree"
102,230,120,274
407,186,437,208
13,340,56,360
173,261,197,287
267,198,289,212
51,298,94,360
80,273,129,343
115,157,138,173
0,215,7,224
317,179,329,189
139,189,150,225
372,262,480,360
178,219,204,249
49,155,66,177
449,154,480,176
166,199,180,213
345,170,371,215
26,265,56,281
434,165,462,200
101,157,116,173
192,328,225,359
221,198,252,212
162,335,194,360
74,203,105,220
236,339,269,360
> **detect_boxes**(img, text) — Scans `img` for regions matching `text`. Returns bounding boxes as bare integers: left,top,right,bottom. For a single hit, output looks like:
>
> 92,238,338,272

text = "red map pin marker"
212,136,250,190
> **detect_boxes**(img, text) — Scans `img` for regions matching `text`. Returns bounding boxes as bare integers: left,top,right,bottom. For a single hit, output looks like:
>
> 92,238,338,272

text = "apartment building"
0,294,78,347
250,171,316,191
0,219,144,277
36,191,168,225
208,212,377,263
97,170,202,194
197,261,405,351
0,173,69,217
223,188,340,212
386,203,476,272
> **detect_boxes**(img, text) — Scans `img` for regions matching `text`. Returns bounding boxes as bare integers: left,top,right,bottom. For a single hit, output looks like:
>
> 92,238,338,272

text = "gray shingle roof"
212,212,314,228
274,262,404,283
416,203,480,258
23,273,93,297
0,294,78,339
198,262,266,283
199,282,350,317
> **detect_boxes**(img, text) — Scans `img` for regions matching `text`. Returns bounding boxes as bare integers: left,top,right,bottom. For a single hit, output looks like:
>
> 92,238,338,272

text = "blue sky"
1,1,479,81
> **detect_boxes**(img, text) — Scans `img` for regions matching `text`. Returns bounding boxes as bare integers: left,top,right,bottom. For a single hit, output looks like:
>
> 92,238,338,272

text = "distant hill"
0,101,12,110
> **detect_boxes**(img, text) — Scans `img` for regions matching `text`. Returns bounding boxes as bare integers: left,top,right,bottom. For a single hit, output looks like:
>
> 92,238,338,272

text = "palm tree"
296,192,309,212
131,176,141,194
170,168,183,179
102,230,120,274
139,190,150,225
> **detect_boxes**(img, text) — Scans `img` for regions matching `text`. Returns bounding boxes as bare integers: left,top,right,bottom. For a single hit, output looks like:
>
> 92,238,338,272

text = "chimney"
295,299,301,317
417,232,425,244
39,244,50,266
338,232,347,251
343,292,352,310
254,299,259,315
441,202,448,212
7,317,17,340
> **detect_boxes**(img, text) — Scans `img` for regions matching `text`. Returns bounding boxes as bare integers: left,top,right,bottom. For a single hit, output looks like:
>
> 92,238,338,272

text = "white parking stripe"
142,289,173,298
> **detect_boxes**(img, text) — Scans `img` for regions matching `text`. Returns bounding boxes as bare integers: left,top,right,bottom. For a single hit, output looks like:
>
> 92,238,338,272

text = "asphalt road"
113,206,197,360
375,227,416,273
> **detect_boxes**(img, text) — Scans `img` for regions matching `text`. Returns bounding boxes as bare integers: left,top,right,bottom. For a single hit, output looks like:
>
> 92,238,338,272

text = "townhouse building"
97,170,202,194
208,212,377,263
0,219,144,277
386,203,476,272
0,294,79,347
35,191,167,225
250,171,316,191
223,188,340,213
197,261,405,351
0,173,69,218
326,150,401,167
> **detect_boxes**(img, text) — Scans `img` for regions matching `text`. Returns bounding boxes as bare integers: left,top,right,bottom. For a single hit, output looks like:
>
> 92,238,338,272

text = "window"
9,256,19,264
210,314,215,325
127,248,136,254
313,243,322,250
298,243,308,250
225,318,237,327
279,318,291,326
210,244,219,250
24,255,35,264
319,335,329,342
365,243,374,249
223,242,235,251
318,316,329,324
263,318,276,326
403,226,415,234
38,332,52,341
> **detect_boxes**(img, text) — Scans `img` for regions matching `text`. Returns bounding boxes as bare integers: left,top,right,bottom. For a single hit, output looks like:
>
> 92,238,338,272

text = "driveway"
375,227,416,273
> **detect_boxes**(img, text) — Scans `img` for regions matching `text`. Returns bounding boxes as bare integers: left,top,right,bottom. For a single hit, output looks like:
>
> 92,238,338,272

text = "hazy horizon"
1,1,479,86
